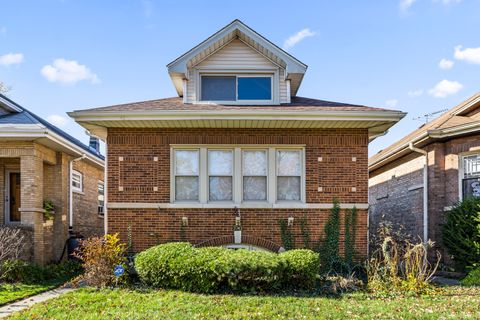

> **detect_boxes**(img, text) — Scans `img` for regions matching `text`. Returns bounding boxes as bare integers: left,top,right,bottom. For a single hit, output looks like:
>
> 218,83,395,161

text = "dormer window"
200,75,272,103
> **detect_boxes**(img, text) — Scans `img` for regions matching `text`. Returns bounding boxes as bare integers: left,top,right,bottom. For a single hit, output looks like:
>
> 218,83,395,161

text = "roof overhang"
68,109,406,142
167,20,308,97
0,124,104,167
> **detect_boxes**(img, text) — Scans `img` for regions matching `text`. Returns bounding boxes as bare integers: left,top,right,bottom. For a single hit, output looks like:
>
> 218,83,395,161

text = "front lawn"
8,286,480,319
0,282,58,305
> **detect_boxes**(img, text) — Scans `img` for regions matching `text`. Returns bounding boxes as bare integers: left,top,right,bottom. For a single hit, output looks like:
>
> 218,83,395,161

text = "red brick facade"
107,128,369,256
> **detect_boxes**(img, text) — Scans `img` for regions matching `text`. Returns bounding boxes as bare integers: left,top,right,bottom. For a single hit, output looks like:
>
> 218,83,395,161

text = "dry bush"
367,235,440,295
0,227,25,262
73,234,127,288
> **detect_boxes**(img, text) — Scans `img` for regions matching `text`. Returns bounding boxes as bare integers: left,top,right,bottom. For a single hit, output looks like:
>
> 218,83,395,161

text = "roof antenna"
413,108,448,124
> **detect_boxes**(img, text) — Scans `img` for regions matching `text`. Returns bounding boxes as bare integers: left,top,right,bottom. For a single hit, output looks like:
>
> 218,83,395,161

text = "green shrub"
281,249,320,288
0,259,81,284
135,243,319,293
461,267,480,286
442,197,480,271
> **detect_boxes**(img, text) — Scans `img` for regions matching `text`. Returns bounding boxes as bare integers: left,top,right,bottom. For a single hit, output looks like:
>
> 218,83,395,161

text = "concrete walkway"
0,287,73,318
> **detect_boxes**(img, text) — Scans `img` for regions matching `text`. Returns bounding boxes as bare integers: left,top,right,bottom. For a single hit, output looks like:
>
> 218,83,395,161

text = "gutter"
408,143,428,242
69,154,86,231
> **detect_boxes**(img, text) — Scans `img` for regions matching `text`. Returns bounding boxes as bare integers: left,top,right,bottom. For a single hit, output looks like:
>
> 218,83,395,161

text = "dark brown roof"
77,96,395,113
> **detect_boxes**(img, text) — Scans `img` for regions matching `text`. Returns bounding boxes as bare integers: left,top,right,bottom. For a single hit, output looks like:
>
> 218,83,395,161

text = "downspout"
408,143,428,241
69,154,86,231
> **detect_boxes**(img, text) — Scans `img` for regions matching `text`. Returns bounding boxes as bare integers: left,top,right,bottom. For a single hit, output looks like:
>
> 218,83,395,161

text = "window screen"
201,76,236,101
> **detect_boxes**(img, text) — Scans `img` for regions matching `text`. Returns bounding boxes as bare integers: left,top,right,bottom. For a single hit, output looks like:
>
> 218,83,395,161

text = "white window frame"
172,148,201,202
98,181,105,217
171,145,305,205
195,70,278,105
458,153,480,201
276,149,304,202
207,149,235,203
71,170,83,193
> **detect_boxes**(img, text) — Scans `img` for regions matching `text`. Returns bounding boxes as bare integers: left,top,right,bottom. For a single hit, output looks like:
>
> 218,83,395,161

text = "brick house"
0,94,105,265
69,20,404,255
369,93,480,259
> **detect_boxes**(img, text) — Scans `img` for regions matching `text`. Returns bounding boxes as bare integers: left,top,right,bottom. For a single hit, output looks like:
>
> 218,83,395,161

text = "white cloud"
47,114,69,128
283,28,316,50
434,0,461,4
41,59,99,85
428,79,463,98
142,0,153,18
0,27,6,35
399,0,418,12
439,58,454,69
385,99,399,108
454,45,480,64
408,89,424,97
0,53,24,66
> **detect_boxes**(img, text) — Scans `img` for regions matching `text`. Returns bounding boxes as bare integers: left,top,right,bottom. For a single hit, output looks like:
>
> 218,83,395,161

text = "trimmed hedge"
135,243,320,293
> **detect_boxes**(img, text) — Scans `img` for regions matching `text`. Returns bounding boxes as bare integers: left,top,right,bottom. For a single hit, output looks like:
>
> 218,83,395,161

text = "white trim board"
108,202,369,210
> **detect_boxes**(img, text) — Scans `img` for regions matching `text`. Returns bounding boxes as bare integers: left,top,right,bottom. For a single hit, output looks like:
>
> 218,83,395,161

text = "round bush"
461,267,480,287
281,249,320,288
135,243,320,293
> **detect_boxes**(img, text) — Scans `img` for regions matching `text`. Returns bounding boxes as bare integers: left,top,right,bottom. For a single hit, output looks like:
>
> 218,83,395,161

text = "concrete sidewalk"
0,287,73,318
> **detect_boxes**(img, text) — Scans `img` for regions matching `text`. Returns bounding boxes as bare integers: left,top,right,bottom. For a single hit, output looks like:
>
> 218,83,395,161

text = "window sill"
72,189,84,195
108,202,369,210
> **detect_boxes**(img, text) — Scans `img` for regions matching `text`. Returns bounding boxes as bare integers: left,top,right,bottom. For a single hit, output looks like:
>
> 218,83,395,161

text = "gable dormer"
167,20,307,105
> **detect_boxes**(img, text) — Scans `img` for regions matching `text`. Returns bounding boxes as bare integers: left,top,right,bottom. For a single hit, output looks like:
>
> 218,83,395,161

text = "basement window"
200,75,272,103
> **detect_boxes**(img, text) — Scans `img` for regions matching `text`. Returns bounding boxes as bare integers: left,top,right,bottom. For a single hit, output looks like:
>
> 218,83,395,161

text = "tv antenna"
413,109,448,124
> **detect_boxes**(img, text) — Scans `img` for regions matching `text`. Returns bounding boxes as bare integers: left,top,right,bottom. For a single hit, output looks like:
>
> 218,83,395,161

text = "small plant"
442,197,480,271
344,206,357,266
73,234,127,288
461,266,480,286
43,200,55,220
279,218,295,250
319,199,341,273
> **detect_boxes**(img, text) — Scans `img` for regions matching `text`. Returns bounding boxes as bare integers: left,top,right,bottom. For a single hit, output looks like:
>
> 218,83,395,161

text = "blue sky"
1,0,479,155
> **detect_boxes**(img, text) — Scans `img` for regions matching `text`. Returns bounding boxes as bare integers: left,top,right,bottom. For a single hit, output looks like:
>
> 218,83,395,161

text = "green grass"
7,286,480,319
0,282,57,305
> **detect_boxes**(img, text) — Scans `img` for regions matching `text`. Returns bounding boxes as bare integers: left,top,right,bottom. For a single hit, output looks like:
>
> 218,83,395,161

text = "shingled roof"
370,92,480,171
75,96,394,113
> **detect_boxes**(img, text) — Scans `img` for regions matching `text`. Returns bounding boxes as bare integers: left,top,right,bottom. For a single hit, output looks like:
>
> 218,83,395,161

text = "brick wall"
369,152,425,239
72,159,104,238
107,128,369,256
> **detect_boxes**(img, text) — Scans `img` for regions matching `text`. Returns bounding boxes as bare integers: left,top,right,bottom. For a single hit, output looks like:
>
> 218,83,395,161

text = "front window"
174,150,200,201
208,150,233,201
172,146,304,204
462,154,480,198
200,75,272,102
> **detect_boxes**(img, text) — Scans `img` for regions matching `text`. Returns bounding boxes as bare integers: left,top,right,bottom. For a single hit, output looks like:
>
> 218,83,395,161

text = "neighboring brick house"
0,94,105,265
69,20,404,256
369,93,480,259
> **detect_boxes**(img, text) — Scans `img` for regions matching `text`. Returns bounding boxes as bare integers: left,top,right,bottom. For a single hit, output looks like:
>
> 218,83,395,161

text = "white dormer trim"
167,20,307,98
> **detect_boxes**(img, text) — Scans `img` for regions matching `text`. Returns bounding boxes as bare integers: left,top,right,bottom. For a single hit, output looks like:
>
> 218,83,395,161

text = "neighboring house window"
172,147,304,204
461,154,480,199
200,75,272,102
174,150,200,201
72,170,83,193
98,182,105,216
